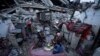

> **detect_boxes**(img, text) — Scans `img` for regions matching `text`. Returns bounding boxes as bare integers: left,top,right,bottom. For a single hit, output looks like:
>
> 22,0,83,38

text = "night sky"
51,0,66,7
0,0,15,10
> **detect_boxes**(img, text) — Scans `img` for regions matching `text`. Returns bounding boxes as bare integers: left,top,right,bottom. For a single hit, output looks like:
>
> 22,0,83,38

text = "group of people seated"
36,31,64,54
24,19,64,54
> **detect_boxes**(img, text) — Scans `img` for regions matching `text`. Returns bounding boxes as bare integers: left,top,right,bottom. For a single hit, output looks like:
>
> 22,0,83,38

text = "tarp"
0,19,15,37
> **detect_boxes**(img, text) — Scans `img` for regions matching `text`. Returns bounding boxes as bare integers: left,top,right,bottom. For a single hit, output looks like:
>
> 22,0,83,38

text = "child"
53,42,64,54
